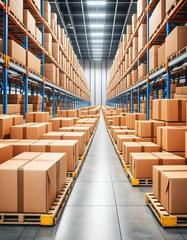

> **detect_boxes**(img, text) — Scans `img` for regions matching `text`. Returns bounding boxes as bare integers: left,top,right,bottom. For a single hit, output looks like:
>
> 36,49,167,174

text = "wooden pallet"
145,193,187,227
126,167,153,186
0,178,73,225
168,46,187,61
67,160,82,178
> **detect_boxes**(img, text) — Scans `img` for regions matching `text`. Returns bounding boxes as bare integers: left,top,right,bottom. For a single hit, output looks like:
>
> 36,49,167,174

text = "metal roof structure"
49,0,137,60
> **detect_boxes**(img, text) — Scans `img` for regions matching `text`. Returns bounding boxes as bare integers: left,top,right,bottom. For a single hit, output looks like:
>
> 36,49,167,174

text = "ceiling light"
91,32,104,36
90,24,104,28
93,58,102,61
89,13,105,18
92,39,103,43
87,1,106,6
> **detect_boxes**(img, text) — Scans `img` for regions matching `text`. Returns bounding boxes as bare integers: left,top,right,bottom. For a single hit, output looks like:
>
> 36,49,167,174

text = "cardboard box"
63,132,85,155
153,165,187,201
58,110,68,117
166,26,187,59
35,152,67,195
114,129,135,142
12,140,37,156
126,113,147,129
11,123,34,139
160,171,187,214
135,120,165,137
44,1,51,25
27,51,41,74
26,123,47,139
158,43,165,66
61,118,74,127
23,160,57,213
8,40,26,66
137,0,147,19
12,152,42,160
44,63,56,83
157,126,187,151
48,140,79,172
153,99,187,122
42,132,65,140
73,127,90,143
123,142,160,164
153,99,161,120
0,159,31,212
23,10,36,37
30,140,54,152
0,115,13,139
130,152,159,178
138,63,147,80
8,0,23,23
44,33,52,54
0,144,13,164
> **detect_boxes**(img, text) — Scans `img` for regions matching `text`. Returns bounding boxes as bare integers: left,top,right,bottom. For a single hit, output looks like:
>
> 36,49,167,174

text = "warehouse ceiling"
49,0,137,60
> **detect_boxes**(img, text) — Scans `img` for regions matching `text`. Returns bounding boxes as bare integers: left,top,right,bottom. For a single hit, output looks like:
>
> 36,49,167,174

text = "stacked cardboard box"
153,165,187,214
0,152,67,213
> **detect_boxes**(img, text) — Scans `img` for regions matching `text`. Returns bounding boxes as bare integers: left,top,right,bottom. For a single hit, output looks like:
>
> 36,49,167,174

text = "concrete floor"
0,113,187,240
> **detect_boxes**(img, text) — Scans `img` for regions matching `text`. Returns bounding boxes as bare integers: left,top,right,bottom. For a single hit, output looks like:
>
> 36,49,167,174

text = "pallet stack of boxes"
102,100,187,214
0,106,100,214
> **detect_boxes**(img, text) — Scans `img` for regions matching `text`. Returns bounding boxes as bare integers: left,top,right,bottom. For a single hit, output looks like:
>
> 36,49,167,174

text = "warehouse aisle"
0,113,186,240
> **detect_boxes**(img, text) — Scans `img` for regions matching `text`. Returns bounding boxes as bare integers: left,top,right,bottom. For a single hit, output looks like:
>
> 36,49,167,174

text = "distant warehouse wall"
80,60,113,106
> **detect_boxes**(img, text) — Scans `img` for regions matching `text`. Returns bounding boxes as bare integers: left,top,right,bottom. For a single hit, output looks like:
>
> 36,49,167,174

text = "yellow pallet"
145,193,187,227
0,178,73,225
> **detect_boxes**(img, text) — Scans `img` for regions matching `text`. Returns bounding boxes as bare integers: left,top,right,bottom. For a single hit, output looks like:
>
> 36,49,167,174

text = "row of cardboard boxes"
0,106,100,139
8,0,89,98
102,101,187,215
0,106,100,214
107,13,187,99
0,95,99,116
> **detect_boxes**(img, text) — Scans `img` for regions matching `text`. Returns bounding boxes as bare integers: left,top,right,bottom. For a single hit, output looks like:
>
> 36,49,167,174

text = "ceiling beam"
108,0,118,59
49,1,137,4
81,0,90,59
65,0,82,59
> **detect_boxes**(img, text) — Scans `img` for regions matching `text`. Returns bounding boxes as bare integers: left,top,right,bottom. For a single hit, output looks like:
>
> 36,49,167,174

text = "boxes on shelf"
23,9,36,37
165,26,187,59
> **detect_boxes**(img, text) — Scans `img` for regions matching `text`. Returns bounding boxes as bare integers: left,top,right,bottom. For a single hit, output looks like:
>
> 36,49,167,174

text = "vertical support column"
3,0,8,114
156,82,159,99
24,35,28,119
53,88,55,118
166,22,171,99
138,87,140,113
65,93,67,110
122,95,125,109
68,96,71,110
71,97,73,109
41,0,45,111
8,80,11,94
15,81,17,94
59,92,61,110
126,94,128,113
146,0,150,120
131,90,133,113
185,70,187,86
